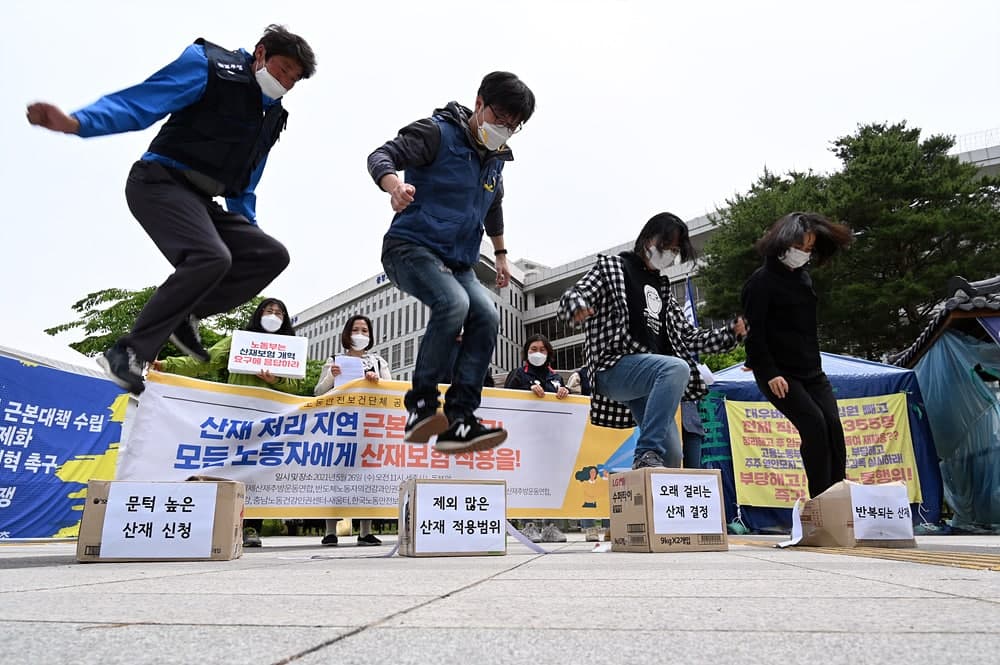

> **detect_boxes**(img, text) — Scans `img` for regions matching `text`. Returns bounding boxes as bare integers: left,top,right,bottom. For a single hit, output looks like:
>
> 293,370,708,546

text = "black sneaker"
434,418,507,454
404,403,449,443
357,533,382,546
169,315,210,363
320,534,338,547
632,450,666,469
243,527,262,548
96,342,146,395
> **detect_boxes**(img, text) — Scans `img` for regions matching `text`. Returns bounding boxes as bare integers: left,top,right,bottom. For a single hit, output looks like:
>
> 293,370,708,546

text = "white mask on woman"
255,61,288,100
350,334,370,350
779,247,811,269
527,351,547,367
646,246,678,273
260,314,283,333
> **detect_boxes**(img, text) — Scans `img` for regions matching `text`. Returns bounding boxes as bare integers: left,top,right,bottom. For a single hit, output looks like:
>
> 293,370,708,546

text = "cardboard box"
76,477,245,562
398,478,506,557
610,467,728,553
789,480,916,548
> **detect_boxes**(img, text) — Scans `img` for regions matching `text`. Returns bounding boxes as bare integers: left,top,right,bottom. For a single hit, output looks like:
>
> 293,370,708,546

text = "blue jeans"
382,240,499,422
595,354,690,467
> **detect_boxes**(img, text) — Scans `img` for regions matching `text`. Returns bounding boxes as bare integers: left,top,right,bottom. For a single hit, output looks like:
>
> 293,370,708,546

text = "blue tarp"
699,352,942,532
911,330,1000,531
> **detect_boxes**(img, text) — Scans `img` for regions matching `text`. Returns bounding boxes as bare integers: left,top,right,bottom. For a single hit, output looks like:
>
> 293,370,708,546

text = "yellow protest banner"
725,393,921,508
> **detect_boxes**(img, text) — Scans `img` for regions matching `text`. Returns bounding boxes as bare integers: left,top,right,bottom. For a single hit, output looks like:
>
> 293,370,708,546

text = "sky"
4,0,999,361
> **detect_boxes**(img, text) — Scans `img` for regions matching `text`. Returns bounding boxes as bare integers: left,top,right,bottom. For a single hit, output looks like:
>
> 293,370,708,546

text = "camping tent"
890,275,1000,532
699,352,942,532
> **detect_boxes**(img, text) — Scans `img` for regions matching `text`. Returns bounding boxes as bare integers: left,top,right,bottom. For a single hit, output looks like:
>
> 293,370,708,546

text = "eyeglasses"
488,105,523,134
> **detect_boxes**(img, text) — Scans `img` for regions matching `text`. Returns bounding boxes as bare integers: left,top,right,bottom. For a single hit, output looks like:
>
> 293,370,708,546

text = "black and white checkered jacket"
557,254,738,429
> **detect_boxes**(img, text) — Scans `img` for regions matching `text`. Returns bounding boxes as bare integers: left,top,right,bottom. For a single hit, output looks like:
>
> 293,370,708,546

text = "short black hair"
341,315,375,351
755,212,853,265
246,298,295,336
633,212,696,263
478,71,536,125
256,24,316,79
522,334,554,363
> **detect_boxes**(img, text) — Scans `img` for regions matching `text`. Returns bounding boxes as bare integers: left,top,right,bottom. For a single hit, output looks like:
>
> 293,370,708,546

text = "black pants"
121,161,290,361
756,371,846,497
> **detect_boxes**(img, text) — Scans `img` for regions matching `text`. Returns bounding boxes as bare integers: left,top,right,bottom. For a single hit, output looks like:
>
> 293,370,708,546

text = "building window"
404,338,414,365
392,343,401,368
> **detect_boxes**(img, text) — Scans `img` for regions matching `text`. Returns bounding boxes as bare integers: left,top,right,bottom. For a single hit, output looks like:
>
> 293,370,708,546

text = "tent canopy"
700,352,942,531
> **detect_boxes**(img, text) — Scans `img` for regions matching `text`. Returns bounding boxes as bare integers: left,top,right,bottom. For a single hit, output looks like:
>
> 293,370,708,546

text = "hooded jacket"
368,102,512,268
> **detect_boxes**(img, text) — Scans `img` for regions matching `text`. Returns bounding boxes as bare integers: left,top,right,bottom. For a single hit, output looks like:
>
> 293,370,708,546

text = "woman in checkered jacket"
558,212,745,469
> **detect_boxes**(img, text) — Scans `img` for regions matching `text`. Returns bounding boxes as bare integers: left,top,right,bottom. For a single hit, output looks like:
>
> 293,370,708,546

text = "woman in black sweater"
741,212,853,497
504,334,570,399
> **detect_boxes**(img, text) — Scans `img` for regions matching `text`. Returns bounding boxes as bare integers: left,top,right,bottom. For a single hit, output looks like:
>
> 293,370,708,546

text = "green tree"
702,346,747,373
697,121,1000,359
823,122,1000,356
45,287,264,358
697,169,831,319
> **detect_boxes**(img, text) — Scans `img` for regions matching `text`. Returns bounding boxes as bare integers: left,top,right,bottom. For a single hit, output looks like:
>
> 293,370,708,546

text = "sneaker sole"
168,333,211,363
434,429,508,454
403,413,449,443
96,356,145,395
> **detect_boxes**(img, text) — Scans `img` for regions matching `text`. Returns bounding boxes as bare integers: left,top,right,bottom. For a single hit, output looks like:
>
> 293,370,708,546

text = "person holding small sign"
558,213,746,470
741,212,853,498
153,298,302,394
503,334,570,399
152,297,302,549
313,314,392,546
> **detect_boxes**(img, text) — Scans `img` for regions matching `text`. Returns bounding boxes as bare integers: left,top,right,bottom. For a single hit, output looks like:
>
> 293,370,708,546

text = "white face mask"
646,246,678,273
255,60,288,99
350,334,370,351
260,314,283,333
780,247,812,269
527,351,547,367
476,109,513,150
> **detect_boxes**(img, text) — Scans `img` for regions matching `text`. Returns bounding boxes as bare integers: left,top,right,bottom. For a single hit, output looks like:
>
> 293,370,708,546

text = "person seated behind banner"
152,297,303,548
503,334,570,399
566,365,591,396
314,314,392,547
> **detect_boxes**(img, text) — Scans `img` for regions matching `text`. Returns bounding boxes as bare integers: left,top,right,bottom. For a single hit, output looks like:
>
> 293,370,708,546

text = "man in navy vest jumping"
368,72,535,455
26,25,316,394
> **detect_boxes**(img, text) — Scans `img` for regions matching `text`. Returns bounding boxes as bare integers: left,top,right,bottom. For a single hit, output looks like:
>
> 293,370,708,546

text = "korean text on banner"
116,372,636,520
0,354,125,539
725,393,921,508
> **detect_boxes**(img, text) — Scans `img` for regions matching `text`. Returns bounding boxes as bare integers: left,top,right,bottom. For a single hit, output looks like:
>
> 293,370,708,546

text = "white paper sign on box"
99,481,219,558
413,482,506,554
649,472,724,535
849,482,914,541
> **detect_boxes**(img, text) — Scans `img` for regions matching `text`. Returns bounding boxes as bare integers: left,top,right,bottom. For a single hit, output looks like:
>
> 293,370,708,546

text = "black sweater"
741,257,821,382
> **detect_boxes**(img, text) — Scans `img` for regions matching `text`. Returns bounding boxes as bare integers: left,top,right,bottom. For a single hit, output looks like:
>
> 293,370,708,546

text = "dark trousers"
756,371,846,497
121,161,290,361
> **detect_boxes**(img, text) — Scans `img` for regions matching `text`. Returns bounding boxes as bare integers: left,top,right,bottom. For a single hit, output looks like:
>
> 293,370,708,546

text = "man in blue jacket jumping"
26,24,316,394
368,71,535,454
